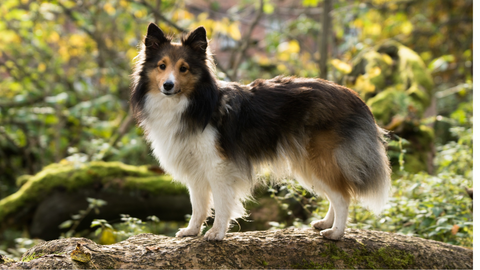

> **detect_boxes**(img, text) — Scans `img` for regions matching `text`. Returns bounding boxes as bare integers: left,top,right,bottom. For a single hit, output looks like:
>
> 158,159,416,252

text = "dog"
131,23,391,241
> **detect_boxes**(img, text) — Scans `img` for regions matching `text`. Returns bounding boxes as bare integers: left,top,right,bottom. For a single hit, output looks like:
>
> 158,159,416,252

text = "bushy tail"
335,123,391,214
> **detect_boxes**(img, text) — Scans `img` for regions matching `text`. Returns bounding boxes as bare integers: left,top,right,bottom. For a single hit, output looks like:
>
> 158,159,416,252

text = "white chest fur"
141,93,221,183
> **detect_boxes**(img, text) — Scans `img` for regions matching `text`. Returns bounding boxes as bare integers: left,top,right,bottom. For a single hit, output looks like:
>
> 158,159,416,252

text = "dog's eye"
179,66,187,73
159,64,166,70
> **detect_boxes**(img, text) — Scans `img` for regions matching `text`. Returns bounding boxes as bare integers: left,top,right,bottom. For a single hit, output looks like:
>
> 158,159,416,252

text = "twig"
230,0,264,81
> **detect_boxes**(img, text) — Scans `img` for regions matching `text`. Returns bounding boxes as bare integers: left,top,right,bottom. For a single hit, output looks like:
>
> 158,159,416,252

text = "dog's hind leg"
176,179,212,237
314,187,350,240
311,201,334,230
304,130,354,240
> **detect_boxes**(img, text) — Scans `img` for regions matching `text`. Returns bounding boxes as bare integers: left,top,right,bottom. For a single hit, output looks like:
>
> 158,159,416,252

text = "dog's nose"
163,81,174,91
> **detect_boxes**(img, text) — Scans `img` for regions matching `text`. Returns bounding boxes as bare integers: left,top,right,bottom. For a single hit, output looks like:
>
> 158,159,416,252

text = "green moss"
0,255,17,264
0,161,183,221
124,175,186,195
21,252,45,262
291,259,325,269
16,174,32,187
375,247,415,269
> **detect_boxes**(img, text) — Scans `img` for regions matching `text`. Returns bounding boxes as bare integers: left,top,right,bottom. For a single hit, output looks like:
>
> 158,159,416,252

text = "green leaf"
59,220,73,229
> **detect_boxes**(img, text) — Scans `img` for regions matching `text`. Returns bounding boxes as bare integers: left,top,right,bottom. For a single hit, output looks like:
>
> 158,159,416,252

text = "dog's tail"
335,119,391,214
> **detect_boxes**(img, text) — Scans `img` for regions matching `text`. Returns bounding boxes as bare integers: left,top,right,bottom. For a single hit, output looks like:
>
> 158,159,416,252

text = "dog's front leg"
176,180,212,237
204,176,246,241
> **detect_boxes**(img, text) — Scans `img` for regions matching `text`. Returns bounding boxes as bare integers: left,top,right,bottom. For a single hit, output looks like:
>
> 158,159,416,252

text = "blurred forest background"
0,0,473,260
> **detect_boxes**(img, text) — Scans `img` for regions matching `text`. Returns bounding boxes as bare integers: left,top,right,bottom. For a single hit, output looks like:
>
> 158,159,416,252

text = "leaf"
228,23,241,41
331,59,352,74
302,0,318,7
263,3,275,14
58,220,73,229
428,55,455,72
451,224,460,235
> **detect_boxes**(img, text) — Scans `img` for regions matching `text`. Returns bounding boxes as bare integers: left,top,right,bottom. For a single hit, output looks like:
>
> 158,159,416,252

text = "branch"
230,0,264,81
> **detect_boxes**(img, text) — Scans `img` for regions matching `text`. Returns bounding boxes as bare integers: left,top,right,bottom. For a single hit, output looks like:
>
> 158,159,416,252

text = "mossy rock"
0,161,190,240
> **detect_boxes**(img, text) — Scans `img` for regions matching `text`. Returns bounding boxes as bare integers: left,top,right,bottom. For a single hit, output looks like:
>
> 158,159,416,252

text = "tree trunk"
319,0,332,79
0,228,472,269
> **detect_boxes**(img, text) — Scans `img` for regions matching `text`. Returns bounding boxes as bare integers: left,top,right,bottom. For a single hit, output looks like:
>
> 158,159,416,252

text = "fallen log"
0,161,190,240
0,228,472,269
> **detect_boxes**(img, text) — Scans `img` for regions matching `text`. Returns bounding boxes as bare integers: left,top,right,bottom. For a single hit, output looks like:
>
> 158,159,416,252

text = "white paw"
204,227,226,241
176,227,200,238
311,219,333,230
320,227,344,240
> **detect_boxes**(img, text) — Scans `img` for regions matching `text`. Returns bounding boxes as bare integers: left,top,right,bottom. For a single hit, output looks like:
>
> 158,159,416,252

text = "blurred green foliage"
0,0,473,256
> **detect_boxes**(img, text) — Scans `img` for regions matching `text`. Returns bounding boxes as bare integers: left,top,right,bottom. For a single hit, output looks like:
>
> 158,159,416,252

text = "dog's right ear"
145,23,170,52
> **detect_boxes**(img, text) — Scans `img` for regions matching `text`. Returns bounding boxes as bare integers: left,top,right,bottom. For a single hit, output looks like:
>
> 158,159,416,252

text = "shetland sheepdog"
131,23,391,241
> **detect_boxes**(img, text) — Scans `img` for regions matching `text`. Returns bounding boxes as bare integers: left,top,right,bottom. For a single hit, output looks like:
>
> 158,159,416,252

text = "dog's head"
142,23,210,97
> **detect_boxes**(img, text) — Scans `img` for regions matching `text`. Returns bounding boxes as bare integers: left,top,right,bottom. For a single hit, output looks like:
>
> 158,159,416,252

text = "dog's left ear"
182,26,208,54
145,23,170,53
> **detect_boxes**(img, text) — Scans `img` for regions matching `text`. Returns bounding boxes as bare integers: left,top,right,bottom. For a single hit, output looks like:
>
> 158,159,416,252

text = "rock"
0,228,472,269
0,161,190,240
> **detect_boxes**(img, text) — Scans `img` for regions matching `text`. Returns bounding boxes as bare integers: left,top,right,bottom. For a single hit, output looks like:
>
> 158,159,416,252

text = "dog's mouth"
162,89,181,96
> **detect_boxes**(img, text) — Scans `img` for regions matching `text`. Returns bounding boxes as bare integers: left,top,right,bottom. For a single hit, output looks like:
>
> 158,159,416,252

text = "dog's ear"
145,23,170,52
182,26,208,54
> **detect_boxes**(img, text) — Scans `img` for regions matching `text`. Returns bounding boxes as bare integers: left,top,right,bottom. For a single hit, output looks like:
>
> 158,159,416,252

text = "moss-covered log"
0,161,189,240
0,228,472,269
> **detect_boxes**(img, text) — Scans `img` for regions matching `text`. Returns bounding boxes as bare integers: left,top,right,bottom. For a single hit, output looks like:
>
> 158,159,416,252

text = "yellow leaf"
400,21,413,35
288,40,300,54
103,3,116,16
278,64,287,72
228,23,241,40
257,55,270,65
70,244,91,263
134,9,146,18
99,228,117,245
60,159,71,165
354,75,376,93
278,52,289,61
331,59,352,74
38,63,46,72
353,18,363,28
48,31,60,43
368,66,381,77
278,40,300,54
197,12,209,22
381,54,393,65
365,23,382,36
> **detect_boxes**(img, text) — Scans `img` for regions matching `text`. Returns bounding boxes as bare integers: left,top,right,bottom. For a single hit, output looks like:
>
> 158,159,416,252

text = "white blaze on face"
161,72,176,92
168,72,176,84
